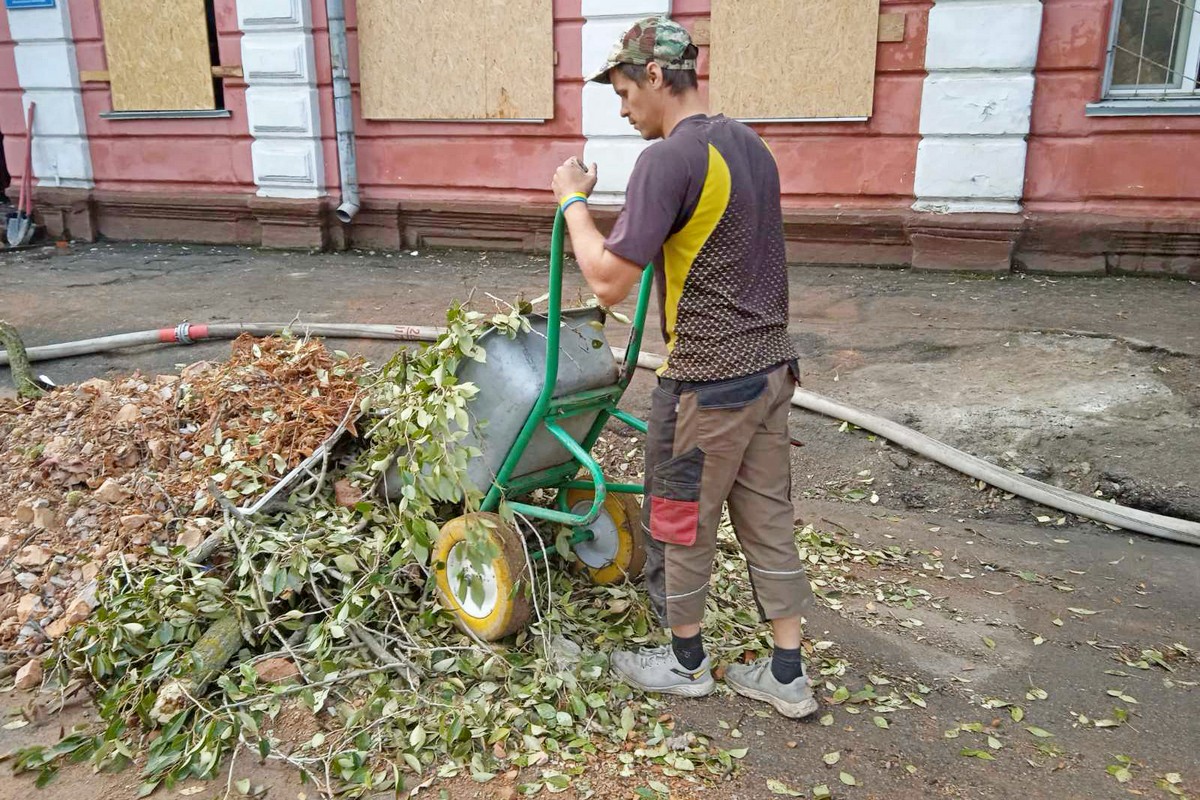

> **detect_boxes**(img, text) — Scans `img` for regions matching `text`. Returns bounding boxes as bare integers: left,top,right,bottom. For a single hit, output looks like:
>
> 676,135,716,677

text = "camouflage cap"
586,16,696,84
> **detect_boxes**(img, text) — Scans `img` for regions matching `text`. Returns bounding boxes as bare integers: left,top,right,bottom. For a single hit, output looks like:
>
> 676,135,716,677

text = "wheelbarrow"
233,208,653,640
406,208,655,641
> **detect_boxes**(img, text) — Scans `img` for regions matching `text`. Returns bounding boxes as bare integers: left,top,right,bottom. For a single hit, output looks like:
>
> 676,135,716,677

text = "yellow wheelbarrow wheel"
564,490,647,585
432,513,531,641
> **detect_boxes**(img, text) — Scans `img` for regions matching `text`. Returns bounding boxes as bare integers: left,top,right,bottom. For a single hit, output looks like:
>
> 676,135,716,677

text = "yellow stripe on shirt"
659,143,732,373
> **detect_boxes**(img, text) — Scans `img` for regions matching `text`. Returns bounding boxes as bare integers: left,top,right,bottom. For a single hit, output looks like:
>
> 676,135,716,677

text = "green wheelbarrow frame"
477,207,653,559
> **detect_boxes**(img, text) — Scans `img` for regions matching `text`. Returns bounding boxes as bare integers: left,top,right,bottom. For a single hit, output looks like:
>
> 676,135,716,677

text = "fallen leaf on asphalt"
960,749,995,761
1106,688,1138,704
766,778,804,796
839,771,858,786
823,751,840,765
1026,726,1054,738
1108,765,1133,783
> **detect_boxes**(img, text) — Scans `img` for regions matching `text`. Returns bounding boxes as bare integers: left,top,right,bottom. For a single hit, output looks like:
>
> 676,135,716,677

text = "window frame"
1090,0,1200,115
97,0,230,120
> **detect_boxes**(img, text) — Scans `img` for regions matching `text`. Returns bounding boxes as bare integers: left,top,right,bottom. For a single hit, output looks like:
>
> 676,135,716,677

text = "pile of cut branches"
0,334,365,657
8,304,751,798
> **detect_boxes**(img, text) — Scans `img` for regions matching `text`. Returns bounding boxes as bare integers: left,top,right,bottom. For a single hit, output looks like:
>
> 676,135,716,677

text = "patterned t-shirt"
605,114,797,382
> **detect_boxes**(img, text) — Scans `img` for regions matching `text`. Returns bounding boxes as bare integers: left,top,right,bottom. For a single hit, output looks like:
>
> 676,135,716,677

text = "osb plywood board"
100,0,215,112
360,0,554,120
878,12,906,42
710,0,881,120
484,0,554,119
359,0,487,119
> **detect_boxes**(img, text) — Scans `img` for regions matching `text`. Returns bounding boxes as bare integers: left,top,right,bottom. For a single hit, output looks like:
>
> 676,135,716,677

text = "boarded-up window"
99,0,217,112
709,0,881,120
358,0,555,120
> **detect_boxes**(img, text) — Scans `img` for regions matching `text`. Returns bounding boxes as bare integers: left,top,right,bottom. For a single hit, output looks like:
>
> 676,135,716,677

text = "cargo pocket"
694,372,769,410
695,372,770,447
649,447,705,547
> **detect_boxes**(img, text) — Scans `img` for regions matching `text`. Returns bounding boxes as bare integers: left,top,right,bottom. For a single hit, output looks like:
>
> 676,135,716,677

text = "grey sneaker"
611,644,716,697
724,658,819,719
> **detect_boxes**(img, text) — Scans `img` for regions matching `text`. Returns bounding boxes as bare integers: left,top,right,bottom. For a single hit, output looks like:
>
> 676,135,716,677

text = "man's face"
611,65,666,140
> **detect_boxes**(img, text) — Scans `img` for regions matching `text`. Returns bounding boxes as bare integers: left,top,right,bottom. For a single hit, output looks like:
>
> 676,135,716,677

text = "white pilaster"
912,0,1043,214
5,2,93,189
581,0,670,205
238,0,324,199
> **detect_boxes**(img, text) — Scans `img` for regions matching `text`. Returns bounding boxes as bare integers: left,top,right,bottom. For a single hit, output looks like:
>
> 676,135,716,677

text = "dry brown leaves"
179,335,364,499
0,335,366,658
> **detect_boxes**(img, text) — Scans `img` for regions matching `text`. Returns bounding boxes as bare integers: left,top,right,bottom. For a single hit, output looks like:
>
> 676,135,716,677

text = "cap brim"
586,62,618,84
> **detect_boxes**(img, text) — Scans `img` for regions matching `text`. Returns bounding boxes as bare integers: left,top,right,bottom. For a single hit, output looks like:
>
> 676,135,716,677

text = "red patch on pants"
650,496,699,546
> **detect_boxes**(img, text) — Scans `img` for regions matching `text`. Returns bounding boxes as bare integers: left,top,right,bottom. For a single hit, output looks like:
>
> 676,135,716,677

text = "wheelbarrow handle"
480,208,652,519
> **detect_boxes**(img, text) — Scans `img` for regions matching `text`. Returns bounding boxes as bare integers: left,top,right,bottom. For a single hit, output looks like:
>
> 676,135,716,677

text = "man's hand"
550,157,640,307
552,158,599,204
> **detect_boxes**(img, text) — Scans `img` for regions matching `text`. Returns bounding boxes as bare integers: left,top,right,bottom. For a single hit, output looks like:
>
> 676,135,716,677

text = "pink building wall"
675,0,931,210
0,0,1193,275
312,0,586,208
1026,0,1200,218
68,0,253,195
0,11,25,196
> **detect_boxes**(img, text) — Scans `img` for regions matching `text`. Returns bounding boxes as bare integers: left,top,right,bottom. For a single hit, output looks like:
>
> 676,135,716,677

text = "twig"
307,579,421,687
218,664,411,711
221,740,241,800
0,660,28,680
295,393,361,504
512,511,554,663
0,529,41,575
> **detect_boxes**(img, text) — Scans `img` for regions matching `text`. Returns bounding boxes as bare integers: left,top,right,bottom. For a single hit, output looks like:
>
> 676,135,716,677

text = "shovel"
6,101,36,247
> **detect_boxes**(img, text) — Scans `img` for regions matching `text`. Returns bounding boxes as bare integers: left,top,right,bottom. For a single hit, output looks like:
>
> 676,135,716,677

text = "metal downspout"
325,0,360,222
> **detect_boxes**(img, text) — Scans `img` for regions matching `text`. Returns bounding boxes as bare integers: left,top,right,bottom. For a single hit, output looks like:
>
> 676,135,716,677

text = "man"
550,16,817,719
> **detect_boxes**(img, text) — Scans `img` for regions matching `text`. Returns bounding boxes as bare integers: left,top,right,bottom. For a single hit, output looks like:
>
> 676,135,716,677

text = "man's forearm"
562,204,632,307
562,203,607,277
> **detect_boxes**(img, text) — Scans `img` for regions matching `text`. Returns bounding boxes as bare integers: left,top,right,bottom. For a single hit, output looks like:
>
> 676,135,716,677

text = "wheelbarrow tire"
564,490,647,585
432,513,531,641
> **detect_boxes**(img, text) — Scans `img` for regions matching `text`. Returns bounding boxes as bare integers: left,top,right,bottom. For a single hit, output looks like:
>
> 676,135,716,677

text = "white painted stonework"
923,0,1043,71
238,0,324,199
919,74,1035,136
913,0,1043,214
581,0,669,204
5,2,92,188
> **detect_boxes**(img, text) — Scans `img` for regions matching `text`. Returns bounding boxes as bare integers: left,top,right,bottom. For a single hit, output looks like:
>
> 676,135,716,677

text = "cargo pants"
641,361,813,628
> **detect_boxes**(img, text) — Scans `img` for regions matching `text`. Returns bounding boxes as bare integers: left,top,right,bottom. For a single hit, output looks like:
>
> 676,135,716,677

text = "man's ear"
646,61,664,88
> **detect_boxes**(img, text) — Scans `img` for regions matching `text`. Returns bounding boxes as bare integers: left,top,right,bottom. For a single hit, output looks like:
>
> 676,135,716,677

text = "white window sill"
1086,98,1200,116
100,109,232,120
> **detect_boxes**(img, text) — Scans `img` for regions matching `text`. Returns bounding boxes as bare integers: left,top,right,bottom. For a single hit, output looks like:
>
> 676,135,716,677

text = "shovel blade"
7,213,33,247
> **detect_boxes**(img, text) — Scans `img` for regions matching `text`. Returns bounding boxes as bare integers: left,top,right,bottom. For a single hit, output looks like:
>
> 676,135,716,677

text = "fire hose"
3,322,1198,547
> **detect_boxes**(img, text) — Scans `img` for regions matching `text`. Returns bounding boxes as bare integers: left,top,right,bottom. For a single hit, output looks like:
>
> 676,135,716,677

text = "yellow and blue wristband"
559,192,588,213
